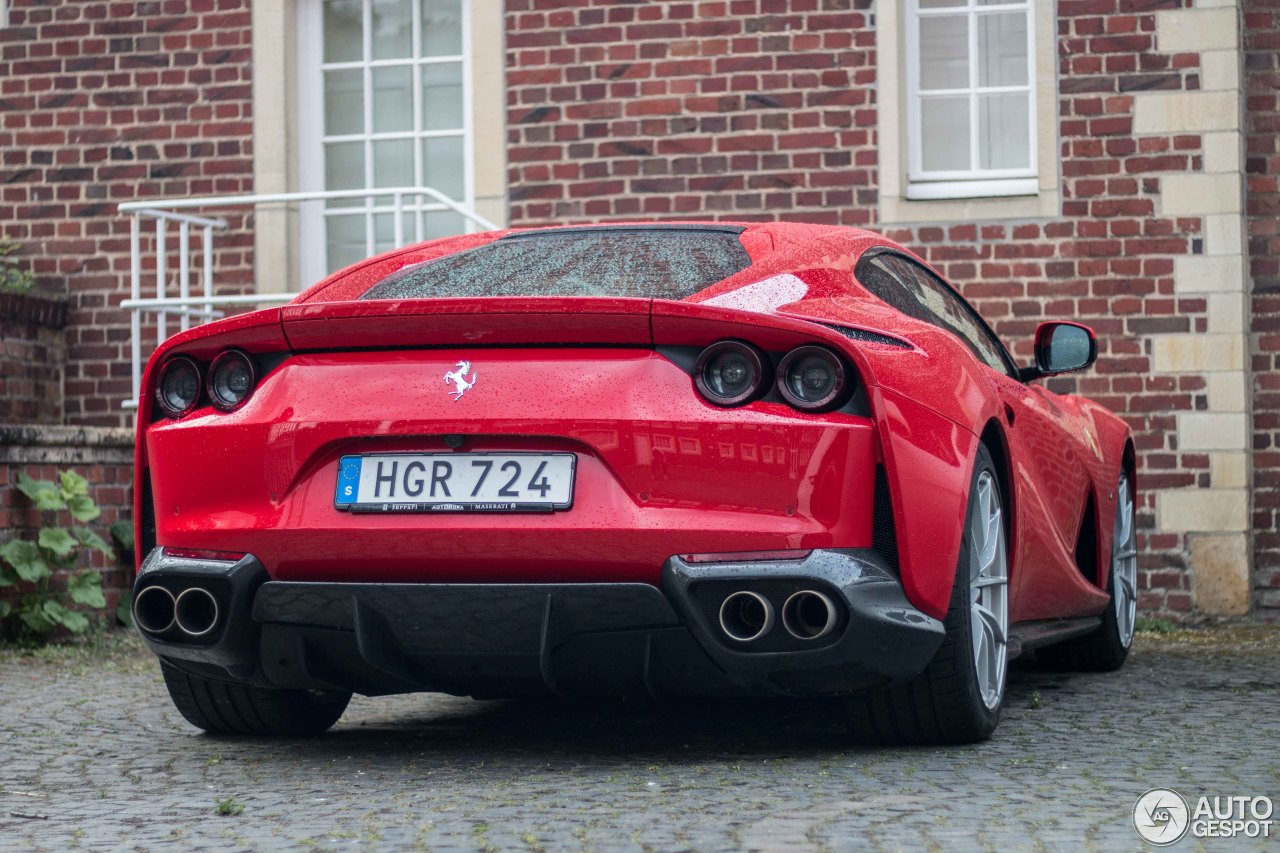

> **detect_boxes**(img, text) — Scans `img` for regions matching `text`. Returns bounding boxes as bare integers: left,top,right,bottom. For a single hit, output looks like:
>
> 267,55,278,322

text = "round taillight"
777,346,850,412
694,341,766,407
155,356,202,418
206,350,257,411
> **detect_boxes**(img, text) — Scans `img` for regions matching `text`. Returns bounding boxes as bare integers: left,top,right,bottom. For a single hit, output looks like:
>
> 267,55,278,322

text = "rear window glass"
359,227,752,301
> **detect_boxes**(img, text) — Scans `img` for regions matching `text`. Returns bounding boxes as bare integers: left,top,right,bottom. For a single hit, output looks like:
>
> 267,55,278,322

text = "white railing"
118,187,498,410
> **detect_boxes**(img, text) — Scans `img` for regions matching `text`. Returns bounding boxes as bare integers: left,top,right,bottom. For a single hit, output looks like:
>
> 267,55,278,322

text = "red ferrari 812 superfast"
131,222,1137,744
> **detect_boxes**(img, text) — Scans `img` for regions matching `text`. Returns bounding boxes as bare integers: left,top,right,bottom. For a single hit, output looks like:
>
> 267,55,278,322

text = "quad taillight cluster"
693,340,853,413
154,350,257,418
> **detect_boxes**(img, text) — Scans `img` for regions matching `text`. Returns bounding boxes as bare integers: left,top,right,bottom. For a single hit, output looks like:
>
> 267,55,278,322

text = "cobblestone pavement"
0,626,1277,852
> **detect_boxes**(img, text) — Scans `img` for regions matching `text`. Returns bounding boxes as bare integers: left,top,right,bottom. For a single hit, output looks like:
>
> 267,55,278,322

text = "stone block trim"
1156,7,1239,54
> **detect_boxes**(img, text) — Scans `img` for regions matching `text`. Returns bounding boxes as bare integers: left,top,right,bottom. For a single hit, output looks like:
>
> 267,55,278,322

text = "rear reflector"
681,550,812,564
162,547,246,563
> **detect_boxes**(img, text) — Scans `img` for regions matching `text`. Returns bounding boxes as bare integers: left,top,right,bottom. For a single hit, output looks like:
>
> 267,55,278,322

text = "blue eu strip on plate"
335,456,363,507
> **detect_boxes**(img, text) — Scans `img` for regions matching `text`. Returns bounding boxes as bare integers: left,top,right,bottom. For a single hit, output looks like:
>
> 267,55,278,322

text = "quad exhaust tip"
134,585,221,637
174,587,220,637
133,585,176,635
718,590,775,642
781,590,837,640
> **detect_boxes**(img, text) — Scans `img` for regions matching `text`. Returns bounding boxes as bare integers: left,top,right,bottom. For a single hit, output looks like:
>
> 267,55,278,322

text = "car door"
862,253,1095,619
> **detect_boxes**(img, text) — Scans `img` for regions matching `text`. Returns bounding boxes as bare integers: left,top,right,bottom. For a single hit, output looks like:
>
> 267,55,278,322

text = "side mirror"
1019,322,1097,382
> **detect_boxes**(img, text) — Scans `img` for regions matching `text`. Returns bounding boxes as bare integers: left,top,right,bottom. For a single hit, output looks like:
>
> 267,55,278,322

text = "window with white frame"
298,0,471,278
906,0,1035,200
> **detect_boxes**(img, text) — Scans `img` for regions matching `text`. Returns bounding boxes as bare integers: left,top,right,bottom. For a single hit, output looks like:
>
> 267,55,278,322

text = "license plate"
334,453,576,512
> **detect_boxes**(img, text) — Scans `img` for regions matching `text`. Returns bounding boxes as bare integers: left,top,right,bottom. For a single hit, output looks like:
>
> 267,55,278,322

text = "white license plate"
334,453,576,512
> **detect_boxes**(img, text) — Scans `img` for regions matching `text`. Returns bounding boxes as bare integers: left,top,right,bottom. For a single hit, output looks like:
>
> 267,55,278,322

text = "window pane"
919,15,968,91
423,135,465,199
422,62,464,131
327,214,368,272
919,0,964,6
323,69,364,136
861,256,1010,374
920,97,970,172
371,0,412,60
978,12,1028,87
425,211,465,240
373,139,414,187
372,65,413,133
325,141,366,191
323,0,363,63
423,0,463,57
374,212,415,252
979,93,1030,169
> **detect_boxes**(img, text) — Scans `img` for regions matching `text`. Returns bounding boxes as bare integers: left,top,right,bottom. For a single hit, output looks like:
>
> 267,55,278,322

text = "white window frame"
295,0,475,285
905,0,1037,201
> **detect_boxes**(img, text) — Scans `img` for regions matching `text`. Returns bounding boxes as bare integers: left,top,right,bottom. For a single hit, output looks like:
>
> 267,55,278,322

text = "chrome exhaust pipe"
133,585,176,634
781,590,837,640
174,587,220,637
718,591,775,642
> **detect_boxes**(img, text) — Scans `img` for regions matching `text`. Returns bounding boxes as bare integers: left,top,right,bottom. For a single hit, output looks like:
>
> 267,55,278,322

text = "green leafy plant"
0,471,114,638
107,519,135,627
214,796,244,816
0,240,37,293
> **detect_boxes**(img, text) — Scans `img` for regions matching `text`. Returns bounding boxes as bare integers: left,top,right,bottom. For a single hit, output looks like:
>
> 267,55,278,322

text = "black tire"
1037,478,1133,672
845,444,1006,745
161,661,351,736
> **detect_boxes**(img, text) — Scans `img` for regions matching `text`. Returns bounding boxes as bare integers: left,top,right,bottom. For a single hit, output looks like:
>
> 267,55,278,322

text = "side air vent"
1074,491,1098,586
819,323,912,350
872,466,899,574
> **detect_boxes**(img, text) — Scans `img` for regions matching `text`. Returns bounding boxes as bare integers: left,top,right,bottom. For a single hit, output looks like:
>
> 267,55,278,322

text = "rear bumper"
135,547,944,698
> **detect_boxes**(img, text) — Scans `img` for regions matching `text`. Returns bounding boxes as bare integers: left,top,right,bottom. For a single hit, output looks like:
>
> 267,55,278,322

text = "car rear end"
132,226,944,702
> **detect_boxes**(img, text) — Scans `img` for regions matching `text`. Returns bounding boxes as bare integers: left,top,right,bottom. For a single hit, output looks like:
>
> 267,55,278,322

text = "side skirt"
1007,616,1103,660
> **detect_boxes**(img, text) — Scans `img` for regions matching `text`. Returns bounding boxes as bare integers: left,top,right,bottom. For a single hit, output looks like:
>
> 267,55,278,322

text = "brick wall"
1245,0,1280,614
0,426,135,634
502,0,1264,618
0,0,256,427
505,0,878,226
0,292,68,424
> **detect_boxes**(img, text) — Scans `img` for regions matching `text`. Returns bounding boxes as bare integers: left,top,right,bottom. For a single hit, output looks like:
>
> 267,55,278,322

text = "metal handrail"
118,187,497,410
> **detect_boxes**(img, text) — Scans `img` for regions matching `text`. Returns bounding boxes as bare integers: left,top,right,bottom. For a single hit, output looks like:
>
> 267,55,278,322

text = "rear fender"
872,388,981,620
134,308,289,571
1075,399,1136,594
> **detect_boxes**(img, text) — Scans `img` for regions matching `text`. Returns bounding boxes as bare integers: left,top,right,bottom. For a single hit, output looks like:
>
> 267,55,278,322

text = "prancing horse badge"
444,360,477,400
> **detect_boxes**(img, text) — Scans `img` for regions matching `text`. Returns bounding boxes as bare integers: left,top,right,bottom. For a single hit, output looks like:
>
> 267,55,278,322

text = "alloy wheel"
969,470,1009,711
1112,475,1138,648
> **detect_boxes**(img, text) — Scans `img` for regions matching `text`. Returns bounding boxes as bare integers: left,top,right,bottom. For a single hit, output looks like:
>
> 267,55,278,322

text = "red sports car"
131,222,1137,744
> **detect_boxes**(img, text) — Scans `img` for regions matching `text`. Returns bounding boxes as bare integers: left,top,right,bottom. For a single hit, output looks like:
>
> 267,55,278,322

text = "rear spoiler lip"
274,296,891,388
280,296,656,350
